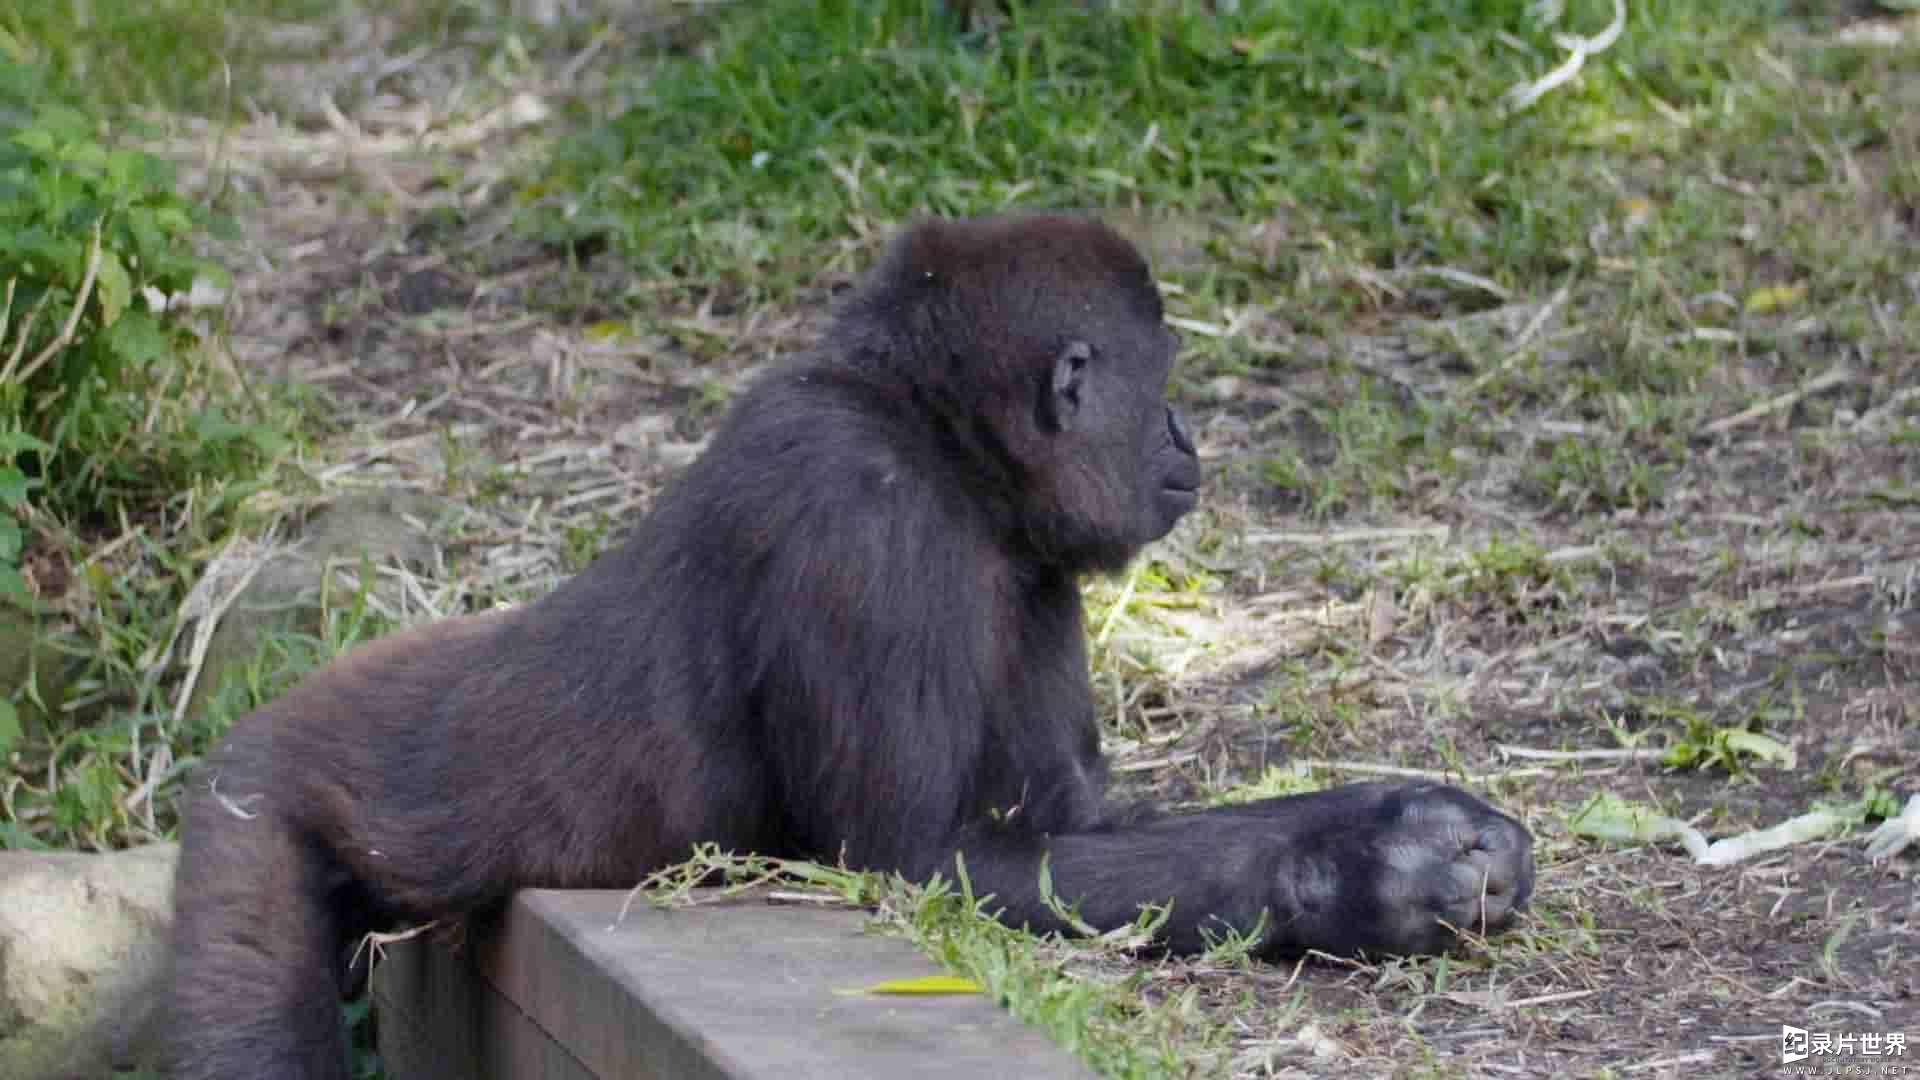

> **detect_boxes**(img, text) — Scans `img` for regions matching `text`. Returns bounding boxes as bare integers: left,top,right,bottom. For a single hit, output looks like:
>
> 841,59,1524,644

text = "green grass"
631,847,1233,1078
1,0,519,114
523,0,1790,303
2,0,327,112
520,0,1920,537
0,44,311,858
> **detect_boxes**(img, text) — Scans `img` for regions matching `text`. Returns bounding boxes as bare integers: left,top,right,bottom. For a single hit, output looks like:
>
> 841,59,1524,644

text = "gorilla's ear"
1045,340,1093,432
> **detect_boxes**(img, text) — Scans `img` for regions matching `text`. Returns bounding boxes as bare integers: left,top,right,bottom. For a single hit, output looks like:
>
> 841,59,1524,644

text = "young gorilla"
165,213,1533,1078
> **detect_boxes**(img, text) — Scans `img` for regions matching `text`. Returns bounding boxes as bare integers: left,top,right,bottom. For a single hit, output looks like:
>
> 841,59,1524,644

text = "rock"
187,488,445,718
0,844,178,1078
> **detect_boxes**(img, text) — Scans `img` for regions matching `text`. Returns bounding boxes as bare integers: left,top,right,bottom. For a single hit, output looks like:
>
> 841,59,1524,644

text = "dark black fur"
164,214,1532,1078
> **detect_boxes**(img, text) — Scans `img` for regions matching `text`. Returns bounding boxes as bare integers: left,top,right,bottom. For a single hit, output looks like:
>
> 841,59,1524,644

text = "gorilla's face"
1144,398,1202,542
861,211,1203,573
1141,322,1202,541
1038,316,1202,569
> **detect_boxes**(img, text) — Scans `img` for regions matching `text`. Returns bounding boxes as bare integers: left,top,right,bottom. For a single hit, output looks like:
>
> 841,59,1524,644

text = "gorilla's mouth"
1160,462,1203,503
1159,482,1200,508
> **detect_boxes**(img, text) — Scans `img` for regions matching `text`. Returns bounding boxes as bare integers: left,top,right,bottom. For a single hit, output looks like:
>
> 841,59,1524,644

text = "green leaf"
0,27,27,65
53,757,121,832
194,409,247,444
124,206,164,261
13,125,57,156
0,563,28,606
0,466,27,508
1564,791,1711,860
1720,729,1796,768
248,428,292,457
33,104,91,144
0,822,52,851
95,250,131,327
0,514,21,559
103,309,167,364
0,700,18,757
62,139,109,172
0,432,54,457
107,149,148,193
152,205,194,235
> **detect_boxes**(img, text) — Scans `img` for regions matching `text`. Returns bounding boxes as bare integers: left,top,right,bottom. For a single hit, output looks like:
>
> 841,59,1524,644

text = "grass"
527,0,1580,288
5,0,1917,1076
0,0,528,115
629,846,1235,1078
523,0,1796,308
0,56,310,852
2,0,329,113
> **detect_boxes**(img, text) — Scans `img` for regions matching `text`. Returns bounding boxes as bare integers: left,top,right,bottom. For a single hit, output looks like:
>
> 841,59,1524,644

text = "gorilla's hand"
1221,782,1534,957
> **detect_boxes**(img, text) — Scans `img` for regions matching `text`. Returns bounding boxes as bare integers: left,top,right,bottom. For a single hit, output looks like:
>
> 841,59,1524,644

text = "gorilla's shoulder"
708,363,940,493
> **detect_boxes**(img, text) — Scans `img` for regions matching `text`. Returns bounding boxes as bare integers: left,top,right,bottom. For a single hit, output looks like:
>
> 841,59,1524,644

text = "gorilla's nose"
1166,406,1195,455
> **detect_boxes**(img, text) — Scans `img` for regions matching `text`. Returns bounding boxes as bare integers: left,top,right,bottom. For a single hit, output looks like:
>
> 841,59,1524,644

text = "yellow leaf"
94,252,131,328
835,975,984,997
584,320,628,342
1744,284,1805,314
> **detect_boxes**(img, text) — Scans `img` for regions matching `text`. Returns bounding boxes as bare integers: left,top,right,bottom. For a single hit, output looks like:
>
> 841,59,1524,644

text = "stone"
376,888,1094,1079
0,843,178,1078
188,488,445,717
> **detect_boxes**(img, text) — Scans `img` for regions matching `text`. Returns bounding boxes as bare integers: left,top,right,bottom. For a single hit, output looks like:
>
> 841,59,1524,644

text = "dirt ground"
165,8,1918,1078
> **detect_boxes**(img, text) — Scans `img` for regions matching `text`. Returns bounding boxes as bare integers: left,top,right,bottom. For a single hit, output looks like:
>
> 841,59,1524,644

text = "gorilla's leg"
168,786,352,1080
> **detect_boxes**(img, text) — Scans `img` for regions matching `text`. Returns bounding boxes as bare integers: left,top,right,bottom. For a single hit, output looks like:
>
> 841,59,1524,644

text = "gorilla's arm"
750,487,1530,959
1041,784,1530,956
921,783,1530,958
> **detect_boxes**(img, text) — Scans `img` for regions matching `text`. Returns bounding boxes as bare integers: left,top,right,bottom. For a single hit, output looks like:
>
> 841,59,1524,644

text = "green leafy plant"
1604,698,1797,778
0,78,291,631
0,62,311,861
0,93,263,515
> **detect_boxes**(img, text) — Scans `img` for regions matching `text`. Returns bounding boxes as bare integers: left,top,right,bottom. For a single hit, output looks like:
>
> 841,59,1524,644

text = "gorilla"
165,212,1532,1078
